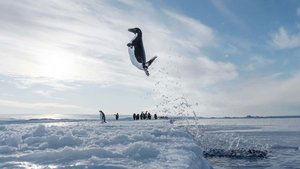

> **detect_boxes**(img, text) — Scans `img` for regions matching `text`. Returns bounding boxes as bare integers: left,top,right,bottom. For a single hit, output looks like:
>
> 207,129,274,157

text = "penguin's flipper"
146,56,158,67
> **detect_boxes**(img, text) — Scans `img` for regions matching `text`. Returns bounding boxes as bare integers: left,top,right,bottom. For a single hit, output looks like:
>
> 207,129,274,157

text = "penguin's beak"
128,28,135,33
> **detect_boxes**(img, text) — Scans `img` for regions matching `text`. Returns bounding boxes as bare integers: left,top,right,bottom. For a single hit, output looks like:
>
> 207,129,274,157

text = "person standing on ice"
133,113,136,120
154,114,158,120
99,110,106,123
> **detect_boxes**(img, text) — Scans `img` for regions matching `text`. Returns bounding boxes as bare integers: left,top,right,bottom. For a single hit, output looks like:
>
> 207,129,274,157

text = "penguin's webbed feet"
143,66,149,76
144,69,150,76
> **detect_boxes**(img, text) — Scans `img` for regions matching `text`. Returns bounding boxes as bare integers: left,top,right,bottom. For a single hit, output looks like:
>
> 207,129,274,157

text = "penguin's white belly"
128,46,143,70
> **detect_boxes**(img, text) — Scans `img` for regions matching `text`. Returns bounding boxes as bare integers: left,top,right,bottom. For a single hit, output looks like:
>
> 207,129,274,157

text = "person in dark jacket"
154,114,158,120
136,114,140,120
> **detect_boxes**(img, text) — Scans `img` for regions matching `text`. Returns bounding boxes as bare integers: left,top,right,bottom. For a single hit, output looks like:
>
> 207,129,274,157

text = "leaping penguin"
127,28,157,76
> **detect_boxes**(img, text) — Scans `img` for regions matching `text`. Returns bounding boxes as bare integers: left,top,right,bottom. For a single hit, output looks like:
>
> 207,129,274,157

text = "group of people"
133,111,158,120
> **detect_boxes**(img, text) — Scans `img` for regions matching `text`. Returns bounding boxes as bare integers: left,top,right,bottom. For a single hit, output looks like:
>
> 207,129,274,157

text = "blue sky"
0,0,299,117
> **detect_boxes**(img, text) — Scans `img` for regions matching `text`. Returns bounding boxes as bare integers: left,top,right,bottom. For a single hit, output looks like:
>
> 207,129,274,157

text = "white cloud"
172,56,237,88
245,56,274,71
271,27,300,49
210,73,300,116
0,99,86,110
210,0,246,29
164,10,215,49
152,68,300,116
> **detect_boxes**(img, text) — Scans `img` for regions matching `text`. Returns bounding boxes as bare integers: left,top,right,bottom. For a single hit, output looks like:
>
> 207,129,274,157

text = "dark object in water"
203,148,268,158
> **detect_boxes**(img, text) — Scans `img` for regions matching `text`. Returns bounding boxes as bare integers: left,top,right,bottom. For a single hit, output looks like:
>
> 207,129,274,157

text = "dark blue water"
194,118,300,169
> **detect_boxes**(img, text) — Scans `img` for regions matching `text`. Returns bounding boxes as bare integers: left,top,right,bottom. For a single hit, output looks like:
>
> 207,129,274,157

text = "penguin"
127,28,157,76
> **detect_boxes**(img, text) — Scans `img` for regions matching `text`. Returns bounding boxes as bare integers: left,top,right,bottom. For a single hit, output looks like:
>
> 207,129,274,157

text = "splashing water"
148,58,269,158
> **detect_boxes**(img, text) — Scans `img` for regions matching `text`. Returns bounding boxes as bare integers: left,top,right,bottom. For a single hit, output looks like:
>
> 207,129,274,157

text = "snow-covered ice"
0,119,212,169
1,116,299,169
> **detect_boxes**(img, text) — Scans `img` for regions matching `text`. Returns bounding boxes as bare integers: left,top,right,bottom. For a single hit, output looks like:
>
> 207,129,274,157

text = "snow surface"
0,119,212,169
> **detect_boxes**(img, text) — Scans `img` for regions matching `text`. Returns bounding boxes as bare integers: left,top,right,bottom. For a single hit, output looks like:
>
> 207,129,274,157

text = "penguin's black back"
132,35,146,64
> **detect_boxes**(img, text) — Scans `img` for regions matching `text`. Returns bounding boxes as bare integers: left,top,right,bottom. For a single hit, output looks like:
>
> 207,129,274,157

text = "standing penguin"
127,28,157,76
99,110,106,123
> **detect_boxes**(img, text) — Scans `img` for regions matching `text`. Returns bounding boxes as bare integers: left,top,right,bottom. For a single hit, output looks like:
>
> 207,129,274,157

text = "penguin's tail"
145,56,158,67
